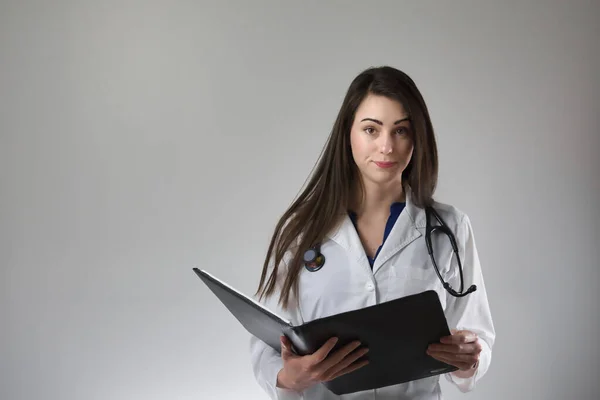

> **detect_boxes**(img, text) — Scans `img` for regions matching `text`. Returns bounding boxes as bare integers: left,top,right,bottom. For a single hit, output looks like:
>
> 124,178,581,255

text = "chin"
364,174,403,186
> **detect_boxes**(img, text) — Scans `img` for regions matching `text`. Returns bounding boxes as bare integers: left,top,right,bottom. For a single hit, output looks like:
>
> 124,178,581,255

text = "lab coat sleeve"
249,255,305,400
443,214,496,392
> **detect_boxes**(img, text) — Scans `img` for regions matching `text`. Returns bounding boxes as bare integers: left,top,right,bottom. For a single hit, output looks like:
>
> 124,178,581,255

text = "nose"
379,133,393,154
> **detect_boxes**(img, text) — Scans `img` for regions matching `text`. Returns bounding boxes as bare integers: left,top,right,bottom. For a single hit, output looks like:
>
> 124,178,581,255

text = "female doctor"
250,66,495,399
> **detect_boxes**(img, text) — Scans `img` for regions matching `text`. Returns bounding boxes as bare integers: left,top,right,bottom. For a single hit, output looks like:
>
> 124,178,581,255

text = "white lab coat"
249,190,495,399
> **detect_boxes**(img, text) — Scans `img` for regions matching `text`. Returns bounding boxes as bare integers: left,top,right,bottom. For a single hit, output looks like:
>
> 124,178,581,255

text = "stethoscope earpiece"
303,245,325,272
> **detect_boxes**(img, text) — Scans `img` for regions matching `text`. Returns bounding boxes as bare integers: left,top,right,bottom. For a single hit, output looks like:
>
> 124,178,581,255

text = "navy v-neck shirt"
348,202,406,268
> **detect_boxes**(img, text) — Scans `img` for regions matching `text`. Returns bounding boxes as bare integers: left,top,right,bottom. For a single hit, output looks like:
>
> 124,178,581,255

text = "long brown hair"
255,66,439,310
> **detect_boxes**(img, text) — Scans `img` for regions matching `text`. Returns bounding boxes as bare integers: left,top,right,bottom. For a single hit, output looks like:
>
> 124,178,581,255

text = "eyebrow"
360,117,410,125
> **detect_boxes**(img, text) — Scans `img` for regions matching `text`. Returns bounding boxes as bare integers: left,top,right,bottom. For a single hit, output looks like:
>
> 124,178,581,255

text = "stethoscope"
302,206,477,298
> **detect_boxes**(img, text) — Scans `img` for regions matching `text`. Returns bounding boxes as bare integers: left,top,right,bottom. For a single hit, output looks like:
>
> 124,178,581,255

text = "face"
349,93,414,188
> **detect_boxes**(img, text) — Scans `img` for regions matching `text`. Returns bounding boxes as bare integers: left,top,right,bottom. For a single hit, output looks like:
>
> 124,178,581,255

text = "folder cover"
194,268,457,395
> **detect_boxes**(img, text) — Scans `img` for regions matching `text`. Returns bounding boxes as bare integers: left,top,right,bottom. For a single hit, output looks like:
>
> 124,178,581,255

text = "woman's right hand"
276,335,370,392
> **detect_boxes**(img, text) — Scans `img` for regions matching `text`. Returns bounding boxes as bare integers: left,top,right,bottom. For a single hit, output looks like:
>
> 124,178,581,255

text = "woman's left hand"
426,329,482,371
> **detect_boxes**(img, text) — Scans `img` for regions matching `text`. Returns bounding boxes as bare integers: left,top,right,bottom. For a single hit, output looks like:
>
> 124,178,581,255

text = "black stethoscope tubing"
303,207,477,298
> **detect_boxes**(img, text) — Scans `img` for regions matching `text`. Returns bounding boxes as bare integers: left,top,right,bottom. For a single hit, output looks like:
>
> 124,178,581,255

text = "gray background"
1,1,598,399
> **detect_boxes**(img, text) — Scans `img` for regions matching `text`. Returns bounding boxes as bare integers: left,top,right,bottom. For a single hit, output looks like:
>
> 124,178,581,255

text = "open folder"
193,268,457,395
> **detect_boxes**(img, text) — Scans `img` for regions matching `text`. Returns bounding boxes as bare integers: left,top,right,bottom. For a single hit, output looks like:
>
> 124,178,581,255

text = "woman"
249,66,495,399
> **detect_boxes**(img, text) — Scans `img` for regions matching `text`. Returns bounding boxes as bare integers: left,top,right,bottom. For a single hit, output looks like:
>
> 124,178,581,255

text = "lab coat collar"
326,185,426,275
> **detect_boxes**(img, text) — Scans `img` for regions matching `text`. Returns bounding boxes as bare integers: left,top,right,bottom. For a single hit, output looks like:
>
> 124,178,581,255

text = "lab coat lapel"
372,187,426,274
326,214,372,273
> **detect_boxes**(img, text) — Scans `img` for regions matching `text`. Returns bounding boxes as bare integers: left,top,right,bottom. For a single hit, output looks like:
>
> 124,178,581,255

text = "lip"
374,161,398,168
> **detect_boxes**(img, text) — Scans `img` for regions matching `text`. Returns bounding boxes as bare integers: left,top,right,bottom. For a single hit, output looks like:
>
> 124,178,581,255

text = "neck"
352,180,406,219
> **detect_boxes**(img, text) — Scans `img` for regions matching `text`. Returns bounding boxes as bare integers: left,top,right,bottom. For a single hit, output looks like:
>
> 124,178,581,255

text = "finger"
280,336,294,359
428,350,478,363
322,347,369,380
428,341,482,354
427,350,478,367
316,340,362,372
281,336,302,360
428,352,473,371
309,337,339,364
325,359,370,381
440,330,477,344
437,329,457,344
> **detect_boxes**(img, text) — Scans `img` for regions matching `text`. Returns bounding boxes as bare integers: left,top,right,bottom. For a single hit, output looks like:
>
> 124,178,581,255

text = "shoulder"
431,199,467,221
405,187,470,231
428,199,472,234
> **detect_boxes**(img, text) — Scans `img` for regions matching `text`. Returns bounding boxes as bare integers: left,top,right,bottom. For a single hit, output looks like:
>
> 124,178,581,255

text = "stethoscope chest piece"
303,247,325,272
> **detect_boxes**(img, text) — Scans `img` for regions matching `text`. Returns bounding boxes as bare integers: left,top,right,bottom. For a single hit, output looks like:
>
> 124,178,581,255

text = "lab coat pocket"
393,265,447,308
402,265,433,288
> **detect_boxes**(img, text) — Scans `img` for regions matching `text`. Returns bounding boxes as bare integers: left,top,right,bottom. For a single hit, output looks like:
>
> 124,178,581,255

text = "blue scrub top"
348,202,406,268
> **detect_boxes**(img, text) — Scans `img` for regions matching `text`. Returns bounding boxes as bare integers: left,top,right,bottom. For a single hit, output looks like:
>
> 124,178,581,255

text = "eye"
364,127,376,135
395,127,408,135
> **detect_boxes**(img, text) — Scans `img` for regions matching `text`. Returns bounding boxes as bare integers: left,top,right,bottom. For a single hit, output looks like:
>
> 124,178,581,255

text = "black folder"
194,268,457,395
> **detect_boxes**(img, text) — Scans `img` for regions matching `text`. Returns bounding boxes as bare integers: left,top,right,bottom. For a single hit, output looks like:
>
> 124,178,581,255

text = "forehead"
355,94,409,122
